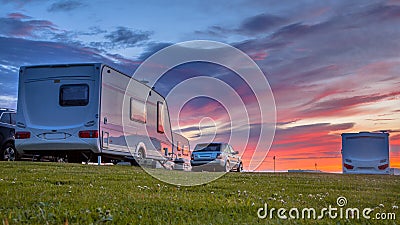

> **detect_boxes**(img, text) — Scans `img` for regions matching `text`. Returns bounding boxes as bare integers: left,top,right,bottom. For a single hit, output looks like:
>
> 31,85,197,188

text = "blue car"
191,143,242,172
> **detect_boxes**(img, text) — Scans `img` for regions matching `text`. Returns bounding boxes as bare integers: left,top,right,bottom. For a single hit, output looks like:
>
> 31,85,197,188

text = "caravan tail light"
79,130,99,138
343,163,354,170
378,164,389,170
15,131,31,139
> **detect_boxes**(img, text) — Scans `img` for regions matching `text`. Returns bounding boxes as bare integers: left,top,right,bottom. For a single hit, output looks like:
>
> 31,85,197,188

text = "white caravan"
341,132,390,174
15,63,175,164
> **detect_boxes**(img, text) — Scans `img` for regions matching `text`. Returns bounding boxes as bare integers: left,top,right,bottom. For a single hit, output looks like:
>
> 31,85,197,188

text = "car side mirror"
234,151,239,155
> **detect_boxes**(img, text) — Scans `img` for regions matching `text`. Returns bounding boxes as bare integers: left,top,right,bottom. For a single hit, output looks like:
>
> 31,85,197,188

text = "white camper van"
15,63,176,164
341,132,390,174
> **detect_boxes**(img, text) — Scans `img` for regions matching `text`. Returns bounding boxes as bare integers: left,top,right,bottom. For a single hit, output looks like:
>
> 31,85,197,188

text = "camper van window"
130,98,146,123
59,84,89,106
157,101,164,133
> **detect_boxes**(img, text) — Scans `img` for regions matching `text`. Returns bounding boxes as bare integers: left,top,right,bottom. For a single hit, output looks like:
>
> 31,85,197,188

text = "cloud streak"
0,13,58,38
47,0,84,12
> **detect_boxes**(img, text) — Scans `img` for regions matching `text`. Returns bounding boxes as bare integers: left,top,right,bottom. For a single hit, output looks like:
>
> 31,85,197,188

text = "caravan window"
59,84,89,106
157,101,164,133
130,98,146,123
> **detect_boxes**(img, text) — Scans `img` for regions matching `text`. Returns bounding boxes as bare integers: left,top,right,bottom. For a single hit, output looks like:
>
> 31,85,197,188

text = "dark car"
0,108,17,161
191,143,243,172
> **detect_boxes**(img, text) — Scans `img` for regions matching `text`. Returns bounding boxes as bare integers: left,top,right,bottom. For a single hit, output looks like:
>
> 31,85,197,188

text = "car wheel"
236,162,243,172
1,143,17,161
225,161,231,172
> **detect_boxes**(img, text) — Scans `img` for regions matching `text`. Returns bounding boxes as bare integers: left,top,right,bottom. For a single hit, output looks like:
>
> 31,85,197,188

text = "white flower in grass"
379,204,384,208
392,205,398,210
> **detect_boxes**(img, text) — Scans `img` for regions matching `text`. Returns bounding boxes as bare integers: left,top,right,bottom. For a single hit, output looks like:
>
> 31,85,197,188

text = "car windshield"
194,144,221,152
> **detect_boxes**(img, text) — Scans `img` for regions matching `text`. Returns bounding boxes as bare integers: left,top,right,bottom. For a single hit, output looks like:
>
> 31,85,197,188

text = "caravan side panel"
100,66,173,160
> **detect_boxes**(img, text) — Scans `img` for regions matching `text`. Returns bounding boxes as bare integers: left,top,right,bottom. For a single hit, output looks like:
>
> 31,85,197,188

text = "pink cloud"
248,51,269,61
0,14,58,38
7,13,31,19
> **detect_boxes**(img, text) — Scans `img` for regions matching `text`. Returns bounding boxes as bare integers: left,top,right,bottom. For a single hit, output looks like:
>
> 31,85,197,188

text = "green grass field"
0,162,398,224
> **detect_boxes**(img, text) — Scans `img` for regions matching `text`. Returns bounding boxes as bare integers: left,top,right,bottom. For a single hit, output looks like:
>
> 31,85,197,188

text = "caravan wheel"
135,148,145,163
138,148,145,159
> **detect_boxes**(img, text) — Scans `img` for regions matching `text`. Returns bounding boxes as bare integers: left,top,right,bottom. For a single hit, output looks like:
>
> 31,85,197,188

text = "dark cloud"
276,120,299,127
194,25,231,38
271,22,315,39
90,27,152,50
51,26,108,46
47,0,84,12
104,27,152,47
238,13,287,35
196,13,287,37
80,26,107,36
362,3,400,20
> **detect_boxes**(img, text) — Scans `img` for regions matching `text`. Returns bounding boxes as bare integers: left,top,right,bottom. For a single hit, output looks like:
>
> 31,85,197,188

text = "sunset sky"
0,0,399,172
